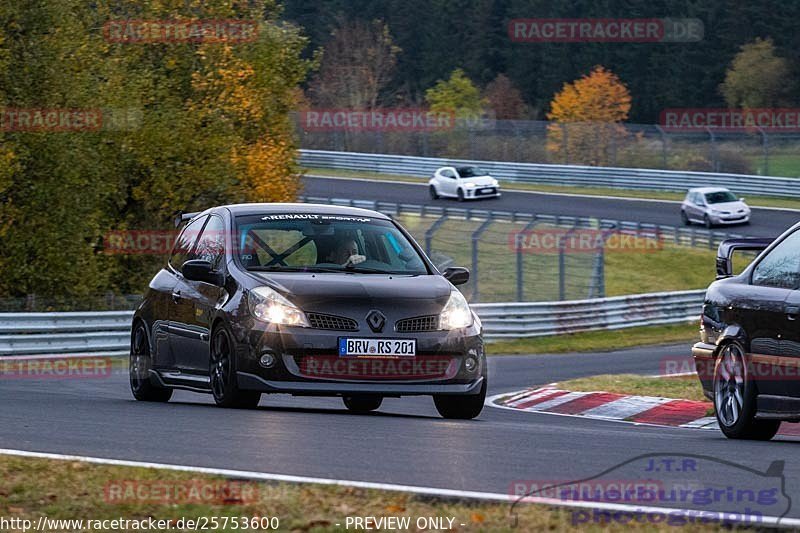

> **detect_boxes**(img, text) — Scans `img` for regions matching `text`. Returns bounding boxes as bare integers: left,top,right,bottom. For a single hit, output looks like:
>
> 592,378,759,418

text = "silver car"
680,187,751,228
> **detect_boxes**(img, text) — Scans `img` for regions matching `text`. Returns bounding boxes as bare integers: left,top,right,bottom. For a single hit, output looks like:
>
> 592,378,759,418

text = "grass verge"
303,167,800,211
558,373,709,403
486,322,697,356
0,455,726,532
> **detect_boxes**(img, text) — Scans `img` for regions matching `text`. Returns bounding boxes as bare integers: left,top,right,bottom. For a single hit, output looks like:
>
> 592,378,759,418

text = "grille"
307,313,358,331
395,315,439,333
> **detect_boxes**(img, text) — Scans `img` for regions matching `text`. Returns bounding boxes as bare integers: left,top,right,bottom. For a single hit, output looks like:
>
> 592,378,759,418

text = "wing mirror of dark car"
443,267,470,286
182,259,224,285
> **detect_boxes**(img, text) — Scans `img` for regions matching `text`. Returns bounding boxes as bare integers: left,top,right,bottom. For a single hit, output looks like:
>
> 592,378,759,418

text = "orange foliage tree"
546,66,631,166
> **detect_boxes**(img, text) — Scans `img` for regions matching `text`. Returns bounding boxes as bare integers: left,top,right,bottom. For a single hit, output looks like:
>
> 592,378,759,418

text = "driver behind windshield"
325,238,362,266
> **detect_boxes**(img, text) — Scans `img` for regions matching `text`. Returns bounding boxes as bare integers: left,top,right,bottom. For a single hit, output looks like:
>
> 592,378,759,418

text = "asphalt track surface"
4,345,800,520
302,176,800,239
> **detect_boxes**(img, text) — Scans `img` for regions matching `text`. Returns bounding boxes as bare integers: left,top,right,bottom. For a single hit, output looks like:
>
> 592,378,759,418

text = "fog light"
259,352,276,368
464,357,478,373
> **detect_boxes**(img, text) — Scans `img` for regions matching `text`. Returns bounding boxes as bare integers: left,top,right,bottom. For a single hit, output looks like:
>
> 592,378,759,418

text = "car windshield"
456,166,487,178
705,191,738,204
234,213,429,275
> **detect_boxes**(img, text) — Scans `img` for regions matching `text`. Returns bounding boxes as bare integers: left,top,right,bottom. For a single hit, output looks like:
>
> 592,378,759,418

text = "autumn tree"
546,66,631,166
483,74,527,120
720,38,795,108
0,0,313,302
308,17,400,109
425,68,485,120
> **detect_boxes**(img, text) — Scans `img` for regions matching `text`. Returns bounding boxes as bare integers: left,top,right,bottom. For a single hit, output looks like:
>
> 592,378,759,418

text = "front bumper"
231,319,486,397
237,372,484,396
709,214,750,225
464,187,500,199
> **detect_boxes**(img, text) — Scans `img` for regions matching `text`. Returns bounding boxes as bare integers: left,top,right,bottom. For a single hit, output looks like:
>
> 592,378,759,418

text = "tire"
713,342,780,440
429,185,440,200
433,378,486,419
704,214,713,229
210,325,261,409
129,322,172,402
456,188,465,202
343,394,382,413
680,210,690,226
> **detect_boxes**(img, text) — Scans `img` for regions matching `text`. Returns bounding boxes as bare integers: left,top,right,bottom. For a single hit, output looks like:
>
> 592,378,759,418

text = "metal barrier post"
424,213,449,256
516,218,539,301
470,217,494,302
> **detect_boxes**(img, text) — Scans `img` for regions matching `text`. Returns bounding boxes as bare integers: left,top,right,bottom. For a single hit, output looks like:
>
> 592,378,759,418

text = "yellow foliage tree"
546,66,631,166
232,136,299,203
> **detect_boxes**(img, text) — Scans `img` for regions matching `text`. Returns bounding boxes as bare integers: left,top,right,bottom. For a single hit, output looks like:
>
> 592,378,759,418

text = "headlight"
491,179,499,187
464,182,477,188
439,289,473,330
248,286,309,327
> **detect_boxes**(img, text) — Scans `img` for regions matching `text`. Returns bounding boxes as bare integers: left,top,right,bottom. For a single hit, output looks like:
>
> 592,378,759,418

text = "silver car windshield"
705,191,738,204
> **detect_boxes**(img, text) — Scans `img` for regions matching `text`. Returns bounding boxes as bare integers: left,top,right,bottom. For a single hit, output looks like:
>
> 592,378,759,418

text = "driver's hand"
343,254,366,267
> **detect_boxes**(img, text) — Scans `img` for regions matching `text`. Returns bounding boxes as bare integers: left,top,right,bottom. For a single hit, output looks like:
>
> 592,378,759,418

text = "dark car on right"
693,225,800,440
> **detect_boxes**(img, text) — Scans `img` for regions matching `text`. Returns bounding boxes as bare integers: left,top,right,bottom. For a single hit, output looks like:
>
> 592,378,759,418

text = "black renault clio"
130,203,486,419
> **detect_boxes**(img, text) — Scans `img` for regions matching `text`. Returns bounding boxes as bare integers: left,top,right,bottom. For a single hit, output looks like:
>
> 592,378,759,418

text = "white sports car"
429,165,501,201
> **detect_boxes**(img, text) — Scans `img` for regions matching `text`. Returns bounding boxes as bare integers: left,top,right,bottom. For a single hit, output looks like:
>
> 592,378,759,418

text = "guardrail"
0,290,705,354
299,149,800,198
0,311,132,355
471,290,704,339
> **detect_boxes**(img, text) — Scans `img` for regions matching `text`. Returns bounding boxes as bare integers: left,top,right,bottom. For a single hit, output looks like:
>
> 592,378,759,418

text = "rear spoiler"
716,237,774,279
173,211,201,228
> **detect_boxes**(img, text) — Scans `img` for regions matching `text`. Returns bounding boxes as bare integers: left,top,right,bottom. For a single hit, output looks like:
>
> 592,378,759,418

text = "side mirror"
739,197,746,202
182,259,223,285
443,267,470,286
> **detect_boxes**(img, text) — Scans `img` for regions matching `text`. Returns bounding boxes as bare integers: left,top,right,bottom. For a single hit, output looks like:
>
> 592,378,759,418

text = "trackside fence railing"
471,290,705,339
0,290,705,354
300,195,738,303
299,149,800,198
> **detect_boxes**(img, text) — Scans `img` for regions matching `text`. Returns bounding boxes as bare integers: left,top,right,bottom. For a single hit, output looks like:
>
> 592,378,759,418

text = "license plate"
479,187,494,194
338,338,416,357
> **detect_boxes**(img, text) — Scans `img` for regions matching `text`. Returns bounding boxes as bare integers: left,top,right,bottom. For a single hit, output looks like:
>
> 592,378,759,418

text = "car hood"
252,272,454,319
708,201,748,212
460,175,496,186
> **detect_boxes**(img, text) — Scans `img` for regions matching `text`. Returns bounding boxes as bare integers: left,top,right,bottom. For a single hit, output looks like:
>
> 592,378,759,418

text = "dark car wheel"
343,394,383,413
210,325,261,409
130,323,172,402
713,342,779,440
429,185,440,200
433,379,486,419
456,188,465,202
680,210,690,226
704,214,713,229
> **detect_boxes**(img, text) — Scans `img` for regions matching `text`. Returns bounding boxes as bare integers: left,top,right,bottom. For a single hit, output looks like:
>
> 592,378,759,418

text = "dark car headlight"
439,289,474,330
248,286,310,327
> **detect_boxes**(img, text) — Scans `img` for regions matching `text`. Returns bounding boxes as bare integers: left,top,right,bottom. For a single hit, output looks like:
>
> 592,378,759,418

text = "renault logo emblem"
366,310,386,333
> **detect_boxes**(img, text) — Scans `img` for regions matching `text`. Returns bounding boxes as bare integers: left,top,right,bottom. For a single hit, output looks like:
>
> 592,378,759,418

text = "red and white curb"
487,384,800,436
